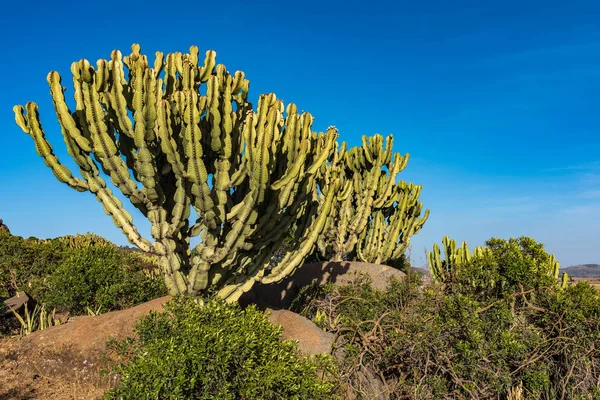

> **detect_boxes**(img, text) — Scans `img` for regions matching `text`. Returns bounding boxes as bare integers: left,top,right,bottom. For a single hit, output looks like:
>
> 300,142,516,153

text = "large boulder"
242,261,406,309
8,296,335,381
1,297,337,399
18,296,173,358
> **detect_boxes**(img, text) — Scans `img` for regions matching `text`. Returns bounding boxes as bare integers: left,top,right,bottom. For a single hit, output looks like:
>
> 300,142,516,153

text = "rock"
14,296,335,372
410,267,433,285
344,368,391,400
242,261,406,309
2,292,35,317
266,309,335,356
0,219,9,234
19,296,172,357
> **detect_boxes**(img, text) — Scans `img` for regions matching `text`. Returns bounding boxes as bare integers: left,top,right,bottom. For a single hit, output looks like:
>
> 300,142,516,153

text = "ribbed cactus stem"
317,133,429,264
14,44,340,299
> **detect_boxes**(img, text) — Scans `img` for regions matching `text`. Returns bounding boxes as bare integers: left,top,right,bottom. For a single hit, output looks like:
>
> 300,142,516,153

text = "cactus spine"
316,134,429,264
14,44,340,302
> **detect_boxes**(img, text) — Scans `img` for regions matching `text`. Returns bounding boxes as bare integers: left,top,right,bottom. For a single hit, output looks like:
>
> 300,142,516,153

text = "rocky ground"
0,296,172,400
0,261,408,399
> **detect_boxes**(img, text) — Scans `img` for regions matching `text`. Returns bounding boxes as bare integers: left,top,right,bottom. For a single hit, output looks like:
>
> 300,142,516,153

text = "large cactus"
316,134,429,264
13,44,341,302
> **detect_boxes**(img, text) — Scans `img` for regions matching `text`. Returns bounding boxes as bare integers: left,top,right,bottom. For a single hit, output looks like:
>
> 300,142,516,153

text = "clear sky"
1,0,598,268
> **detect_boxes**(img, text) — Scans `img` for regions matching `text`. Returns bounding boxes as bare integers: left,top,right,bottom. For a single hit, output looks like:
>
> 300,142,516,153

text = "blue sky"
1,0,598,268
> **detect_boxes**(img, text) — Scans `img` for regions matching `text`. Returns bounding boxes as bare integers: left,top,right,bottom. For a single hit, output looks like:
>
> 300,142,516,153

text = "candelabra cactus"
427,236,489,282
14,44,341,301
316,134,429,264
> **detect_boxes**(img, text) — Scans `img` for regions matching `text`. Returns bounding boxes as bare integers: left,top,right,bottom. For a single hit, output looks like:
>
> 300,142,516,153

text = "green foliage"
7,302,65,335
43,245,166,315
385,253,411,273
104,297,339,400
0,231,165,325
428,236,567,300
0,230,68,298
294,236,600,399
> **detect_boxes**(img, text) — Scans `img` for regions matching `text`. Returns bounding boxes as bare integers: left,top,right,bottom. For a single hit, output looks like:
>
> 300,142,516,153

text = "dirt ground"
0,336,109,400
0,295,330,399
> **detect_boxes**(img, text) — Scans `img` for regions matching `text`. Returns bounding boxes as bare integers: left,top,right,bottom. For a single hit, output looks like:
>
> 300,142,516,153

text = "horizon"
1,0,598,268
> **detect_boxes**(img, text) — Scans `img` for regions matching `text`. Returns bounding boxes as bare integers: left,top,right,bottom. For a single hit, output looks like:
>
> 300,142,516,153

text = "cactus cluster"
316,134,429,264
56,233,116,249
427,236,490,282
427,236,569,289
14,44,343,301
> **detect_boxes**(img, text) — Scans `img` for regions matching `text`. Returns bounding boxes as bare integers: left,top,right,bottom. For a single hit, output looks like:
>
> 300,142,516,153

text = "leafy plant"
293,237,600,399
428,236,569,299
0,230,68,298
8,303,65,335
43,245,166,315
104,297,339,400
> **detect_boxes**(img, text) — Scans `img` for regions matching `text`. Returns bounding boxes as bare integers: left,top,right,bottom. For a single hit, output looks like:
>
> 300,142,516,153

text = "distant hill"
562,264,600,277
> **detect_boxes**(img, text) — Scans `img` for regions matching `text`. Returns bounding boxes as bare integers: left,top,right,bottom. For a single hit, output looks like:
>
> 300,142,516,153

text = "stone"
266,309,335,356
242,261,406,309
16,296,335,361
2,292,34,317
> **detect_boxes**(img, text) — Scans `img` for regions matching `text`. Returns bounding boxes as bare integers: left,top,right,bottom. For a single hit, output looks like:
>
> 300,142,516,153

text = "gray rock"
2,291,34,317
242,261,406,309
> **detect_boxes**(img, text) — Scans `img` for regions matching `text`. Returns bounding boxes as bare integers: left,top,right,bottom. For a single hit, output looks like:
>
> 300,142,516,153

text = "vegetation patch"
103,296,339,400
1,231,166,336
292,238,600,399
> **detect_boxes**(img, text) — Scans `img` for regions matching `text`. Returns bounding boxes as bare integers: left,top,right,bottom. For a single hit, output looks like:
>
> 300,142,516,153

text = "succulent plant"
14,44,342,301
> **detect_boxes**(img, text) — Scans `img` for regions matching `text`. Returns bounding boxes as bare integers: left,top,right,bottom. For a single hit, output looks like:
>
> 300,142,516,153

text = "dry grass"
570,276,600,291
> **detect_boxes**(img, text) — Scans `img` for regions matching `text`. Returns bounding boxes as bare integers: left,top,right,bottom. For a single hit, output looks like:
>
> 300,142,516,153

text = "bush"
0,230,68,299
293,237,600,399
0,231,166,324
434,236,561,301
43,245,166,315
104,297,339,400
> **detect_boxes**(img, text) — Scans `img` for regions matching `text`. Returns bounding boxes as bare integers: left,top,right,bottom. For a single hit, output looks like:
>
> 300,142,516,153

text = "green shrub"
0,230,165,320
43,245,166,315
294,248,600,399
431,236,561,301
104,297,339,400
0,230,68,298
